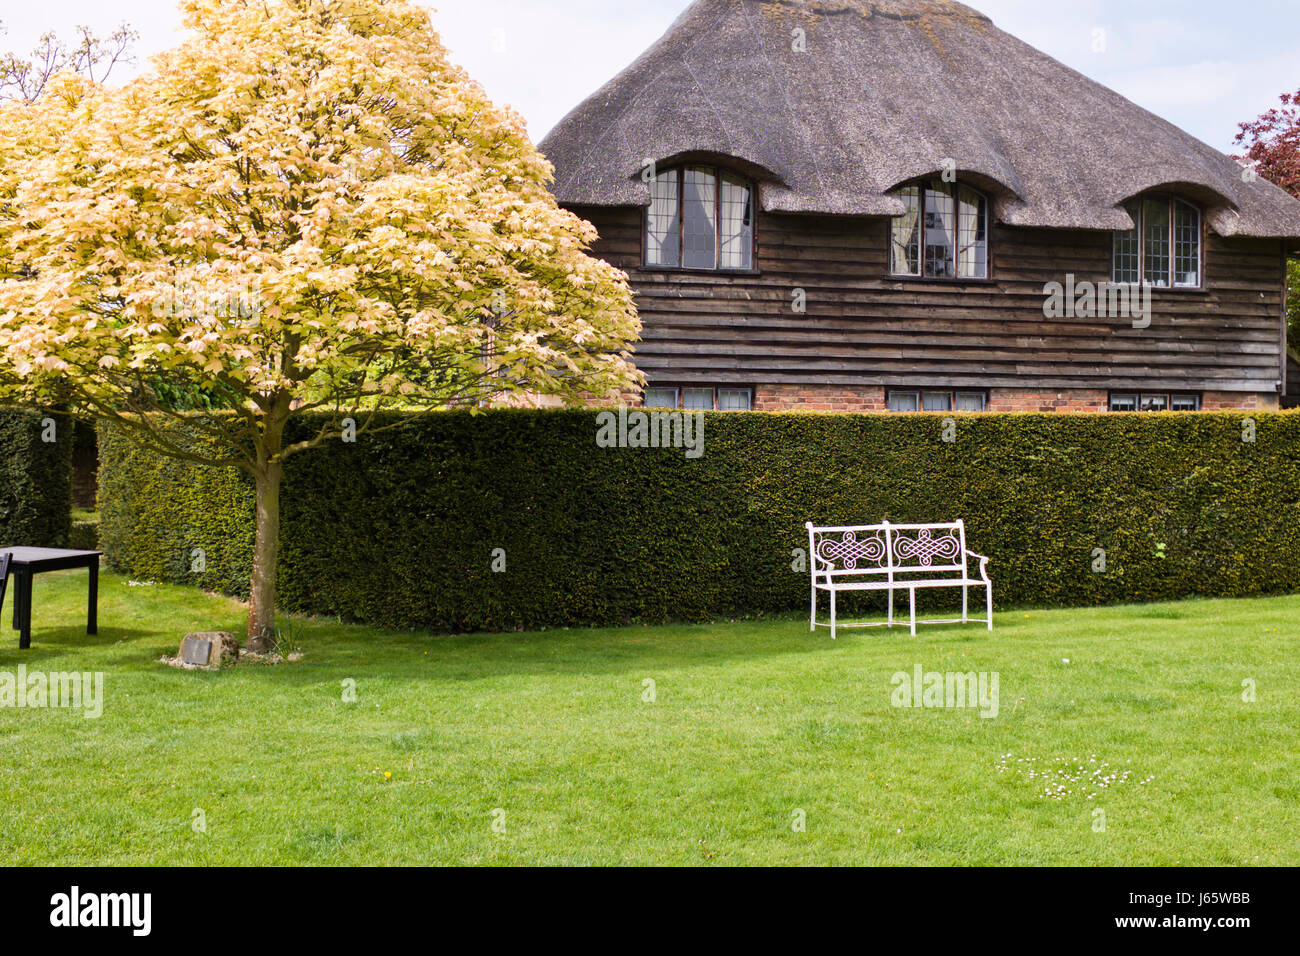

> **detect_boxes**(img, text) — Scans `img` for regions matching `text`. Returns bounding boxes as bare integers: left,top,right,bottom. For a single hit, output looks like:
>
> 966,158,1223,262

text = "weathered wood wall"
573,205,1287,397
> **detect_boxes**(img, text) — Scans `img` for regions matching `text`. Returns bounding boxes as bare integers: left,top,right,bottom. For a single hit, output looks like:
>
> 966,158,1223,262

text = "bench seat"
815,578,989,591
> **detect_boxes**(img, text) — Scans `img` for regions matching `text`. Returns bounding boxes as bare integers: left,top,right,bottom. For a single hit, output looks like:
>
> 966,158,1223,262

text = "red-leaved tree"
1236,90,1300,341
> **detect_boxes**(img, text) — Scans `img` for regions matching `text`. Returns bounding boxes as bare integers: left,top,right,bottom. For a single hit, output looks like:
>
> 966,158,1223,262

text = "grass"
0,571,1296,865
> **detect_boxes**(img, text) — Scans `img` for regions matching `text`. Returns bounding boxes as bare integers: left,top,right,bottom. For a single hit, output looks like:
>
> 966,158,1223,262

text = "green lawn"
0,570,1296,865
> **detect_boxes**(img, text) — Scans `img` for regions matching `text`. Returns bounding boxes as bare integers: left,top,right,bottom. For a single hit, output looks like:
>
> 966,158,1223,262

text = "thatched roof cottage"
540,0,1300,412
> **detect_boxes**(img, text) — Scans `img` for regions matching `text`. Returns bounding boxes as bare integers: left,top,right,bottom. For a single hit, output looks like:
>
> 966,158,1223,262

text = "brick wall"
612,384,1281,413
985,389,1109,413
1201,391,1280,411
754,385,888,412
740,386,1278,413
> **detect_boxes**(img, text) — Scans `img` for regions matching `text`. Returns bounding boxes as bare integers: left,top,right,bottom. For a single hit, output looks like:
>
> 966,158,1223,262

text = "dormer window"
890,181,989,279
1113,197,1201,288
645,165,755,271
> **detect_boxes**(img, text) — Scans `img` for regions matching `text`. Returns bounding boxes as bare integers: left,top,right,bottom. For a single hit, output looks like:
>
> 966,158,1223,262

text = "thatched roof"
540,0,1300,238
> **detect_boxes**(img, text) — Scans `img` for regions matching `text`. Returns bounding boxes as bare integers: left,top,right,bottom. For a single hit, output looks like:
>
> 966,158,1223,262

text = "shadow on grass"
186,613,1004,691
0,627,157,666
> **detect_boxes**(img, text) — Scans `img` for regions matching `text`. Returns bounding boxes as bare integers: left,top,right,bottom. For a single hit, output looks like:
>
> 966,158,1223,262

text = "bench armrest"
965,550,991,582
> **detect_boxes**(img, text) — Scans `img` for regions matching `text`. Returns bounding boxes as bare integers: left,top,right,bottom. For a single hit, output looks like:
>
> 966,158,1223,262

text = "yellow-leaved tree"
0,0,641,651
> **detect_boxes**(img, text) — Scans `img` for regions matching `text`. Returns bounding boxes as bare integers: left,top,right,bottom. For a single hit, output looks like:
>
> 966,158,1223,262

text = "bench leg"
909,587,916,637
830,588,837,641
810,583,816,632
986,583,994,632
963,583,969,624
888,588,894,627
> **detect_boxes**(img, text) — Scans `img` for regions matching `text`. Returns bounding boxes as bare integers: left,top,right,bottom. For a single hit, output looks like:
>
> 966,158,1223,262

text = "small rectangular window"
1111,392,1200,412
891,186,922,277
682,387,715,411
644,387,679,409
923,183,956,278
1143,198,1171,288
681,168,718,270
1173,201,1200,287
888,391,920,412
956,186,988,279
1113,203,1140,285
646,170,680,268
718,388,752,411
887,390,985,412
719,174,754,271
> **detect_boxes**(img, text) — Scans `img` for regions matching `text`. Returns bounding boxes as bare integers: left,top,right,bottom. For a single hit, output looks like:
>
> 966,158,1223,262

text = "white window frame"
888,389,987,412
1113,197,1203,289
1109,392,1201,412
644,166,756,272
890,180,990,280
644,386,753,411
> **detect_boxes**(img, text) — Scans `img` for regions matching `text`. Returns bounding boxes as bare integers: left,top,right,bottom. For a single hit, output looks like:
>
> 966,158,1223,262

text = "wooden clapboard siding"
573,205,1288,394
1286,350,1300,409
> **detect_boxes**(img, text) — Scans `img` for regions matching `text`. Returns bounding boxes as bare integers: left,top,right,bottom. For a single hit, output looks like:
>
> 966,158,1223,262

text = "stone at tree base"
179,632,241,669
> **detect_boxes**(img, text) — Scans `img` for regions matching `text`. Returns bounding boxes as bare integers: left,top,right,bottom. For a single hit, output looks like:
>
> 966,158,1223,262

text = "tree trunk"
246,459,283,654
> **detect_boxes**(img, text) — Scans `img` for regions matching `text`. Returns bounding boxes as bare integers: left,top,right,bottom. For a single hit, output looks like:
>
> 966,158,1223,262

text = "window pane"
956,186,988,279
924,183,956,278
956,392,986,412
1140,393,1168,412
1170,395,1200,411
718,388,752,411
891,186,921,276
1173,201,1200,287
682,387,715,411
1110,393,1137,412
681,167,717,270
719,174,753,271
644,387,678,409
646,169,680,267
888,391,920,412
1113,203,1140,284
922,391,952,411
1143,198,1171,288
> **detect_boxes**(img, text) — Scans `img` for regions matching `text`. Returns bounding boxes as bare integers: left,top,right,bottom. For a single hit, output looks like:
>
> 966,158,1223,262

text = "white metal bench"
805,520,992,638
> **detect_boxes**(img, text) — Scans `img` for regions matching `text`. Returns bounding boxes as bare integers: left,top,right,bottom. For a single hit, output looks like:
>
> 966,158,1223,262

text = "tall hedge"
0,410,74,548
97,410,1300,631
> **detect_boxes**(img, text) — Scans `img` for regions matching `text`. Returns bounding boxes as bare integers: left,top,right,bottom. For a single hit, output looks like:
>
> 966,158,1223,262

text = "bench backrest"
805,521,968,580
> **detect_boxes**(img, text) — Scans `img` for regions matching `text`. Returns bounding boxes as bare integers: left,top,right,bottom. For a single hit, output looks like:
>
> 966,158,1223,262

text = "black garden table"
0,547,102,649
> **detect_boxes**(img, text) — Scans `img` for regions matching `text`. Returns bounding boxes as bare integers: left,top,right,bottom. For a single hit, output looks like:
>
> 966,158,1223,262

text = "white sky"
1,0,1296,152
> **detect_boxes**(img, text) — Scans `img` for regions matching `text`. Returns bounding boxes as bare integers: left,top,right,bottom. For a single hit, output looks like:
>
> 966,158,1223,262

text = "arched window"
645,165,755,271
1113,196,1201,288
890,180,989,279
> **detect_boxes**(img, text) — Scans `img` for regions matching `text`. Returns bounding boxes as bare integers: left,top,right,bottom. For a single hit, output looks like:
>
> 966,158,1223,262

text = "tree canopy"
1236,87,1300,342
0,0,641,647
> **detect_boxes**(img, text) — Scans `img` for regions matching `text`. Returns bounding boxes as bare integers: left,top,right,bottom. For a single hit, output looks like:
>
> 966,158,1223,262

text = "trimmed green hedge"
98,409,1300,631
0,410,73,548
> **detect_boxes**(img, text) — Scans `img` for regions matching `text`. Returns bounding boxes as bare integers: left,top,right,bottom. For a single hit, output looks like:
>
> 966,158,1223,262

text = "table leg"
17,571,32,650
87,561,98,635
11,570,21,632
